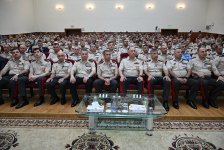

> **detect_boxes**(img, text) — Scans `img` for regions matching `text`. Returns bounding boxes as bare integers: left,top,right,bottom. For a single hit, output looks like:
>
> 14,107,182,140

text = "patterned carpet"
0,117,223,131
0,118,224,150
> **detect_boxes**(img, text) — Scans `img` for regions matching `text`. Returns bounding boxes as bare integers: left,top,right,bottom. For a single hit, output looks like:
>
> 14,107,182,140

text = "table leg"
145,118,153,136
89,116,96,133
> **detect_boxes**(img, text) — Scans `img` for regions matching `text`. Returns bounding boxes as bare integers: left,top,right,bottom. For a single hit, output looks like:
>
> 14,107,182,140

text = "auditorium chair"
120,53,129,60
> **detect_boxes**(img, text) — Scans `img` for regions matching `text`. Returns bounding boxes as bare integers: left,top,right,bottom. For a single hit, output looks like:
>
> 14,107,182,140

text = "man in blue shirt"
181,44,192,61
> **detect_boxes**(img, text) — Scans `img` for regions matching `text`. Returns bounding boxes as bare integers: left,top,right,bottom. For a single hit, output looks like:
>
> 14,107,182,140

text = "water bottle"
148,95,155,110
83,94,88,106
93,96,98,104
111,96,117,113
148,107,153,115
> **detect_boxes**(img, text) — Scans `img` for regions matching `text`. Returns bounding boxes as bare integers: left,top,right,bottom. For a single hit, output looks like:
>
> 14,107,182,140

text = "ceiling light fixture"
145,3,155,9
86,3,95,10
176,3,186,9
115,4,124,10
55,4,64,11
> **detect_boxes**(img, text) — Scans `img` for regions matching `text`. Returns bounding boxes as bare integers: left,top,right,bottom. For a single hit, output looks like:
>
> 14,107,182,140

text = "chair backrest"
44,52,49,58
120,53,129,61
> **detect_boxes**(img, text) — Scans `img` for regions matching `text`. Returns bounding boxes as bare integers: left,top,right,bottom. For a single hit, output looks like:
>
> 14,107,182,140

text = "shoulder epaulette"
88,59,94,62
65,60,71,63
98,59,104,64
44,59,50,62
145,59,151,62
182,60,189,63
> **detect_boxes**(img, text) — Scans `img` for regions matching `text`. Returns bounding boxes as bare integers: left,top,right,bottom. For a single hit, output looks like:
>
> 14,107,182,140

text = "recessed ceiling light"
86,3,95,10
55,4,64,11
176,3,186,9
145,3,155,9
115,4,124,10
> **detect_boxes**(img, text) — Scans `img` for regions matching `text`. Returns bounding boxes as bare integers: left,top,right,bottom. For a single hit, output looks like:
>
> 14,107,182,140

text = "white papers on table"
87,101,104,112
129,104,146,113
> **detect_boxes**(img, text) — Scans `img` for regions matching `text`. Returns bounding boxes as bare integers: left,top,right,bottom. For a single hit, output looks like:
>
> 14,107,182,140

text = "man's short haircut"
37,39,42,43
81,49,88,53
217,43,223,47
128,46,135,51
174,48,181,53
198,47,206,52
73,46,80,50
198,44,206,52
33,47,40,53
103,49,111,55
107,41,113,45
143,44,149,48
150,48,158,53
154,40,159,44
81,47,87,51
11,47,19,52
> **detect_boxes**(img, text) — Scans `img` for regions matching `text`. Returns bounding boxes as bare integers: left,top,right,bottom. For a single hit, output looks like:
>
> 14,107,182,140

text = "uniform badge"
42,67,46,72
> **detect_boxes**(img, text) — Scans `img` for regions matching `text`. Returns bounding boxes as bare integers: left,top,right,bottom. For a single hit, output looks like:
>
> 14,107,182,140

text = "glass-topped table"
76,93,167,136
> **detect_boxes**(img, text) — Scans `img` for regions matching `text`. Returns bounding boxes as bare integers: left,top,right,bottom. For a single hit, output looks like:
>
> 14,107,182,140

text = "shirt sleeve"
72,62,77,73
166,60,172,70
211,57,220,75
163,64,168,71
139,60,143,71
143,62,148,71
186,62,191,70
29,62,34,74
24,61,30,70
51,63,56,75
45,62,51,73
119,59,124,71
189,59,194,69
97,64,102,77
91,62,96,73
67,62,73,74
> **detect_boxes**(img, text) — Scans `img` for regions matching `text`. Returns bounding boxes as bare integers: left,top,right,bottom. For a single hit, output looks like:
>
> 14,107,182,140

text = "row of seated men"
0,44,224,112
1,33,223,65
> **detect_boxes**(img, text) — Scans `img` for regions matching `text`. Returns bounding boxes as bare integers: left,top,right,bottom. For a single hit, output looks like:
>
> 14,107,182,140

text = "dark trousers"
172,78,194,102
46,77,69,98
190,77,224,102
149,77,170,102
74,77,93,94
0,74,28,99
94,79,118,93
31,77,46,96
70,77,94,101
185,78,199,102
121,77,143,94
